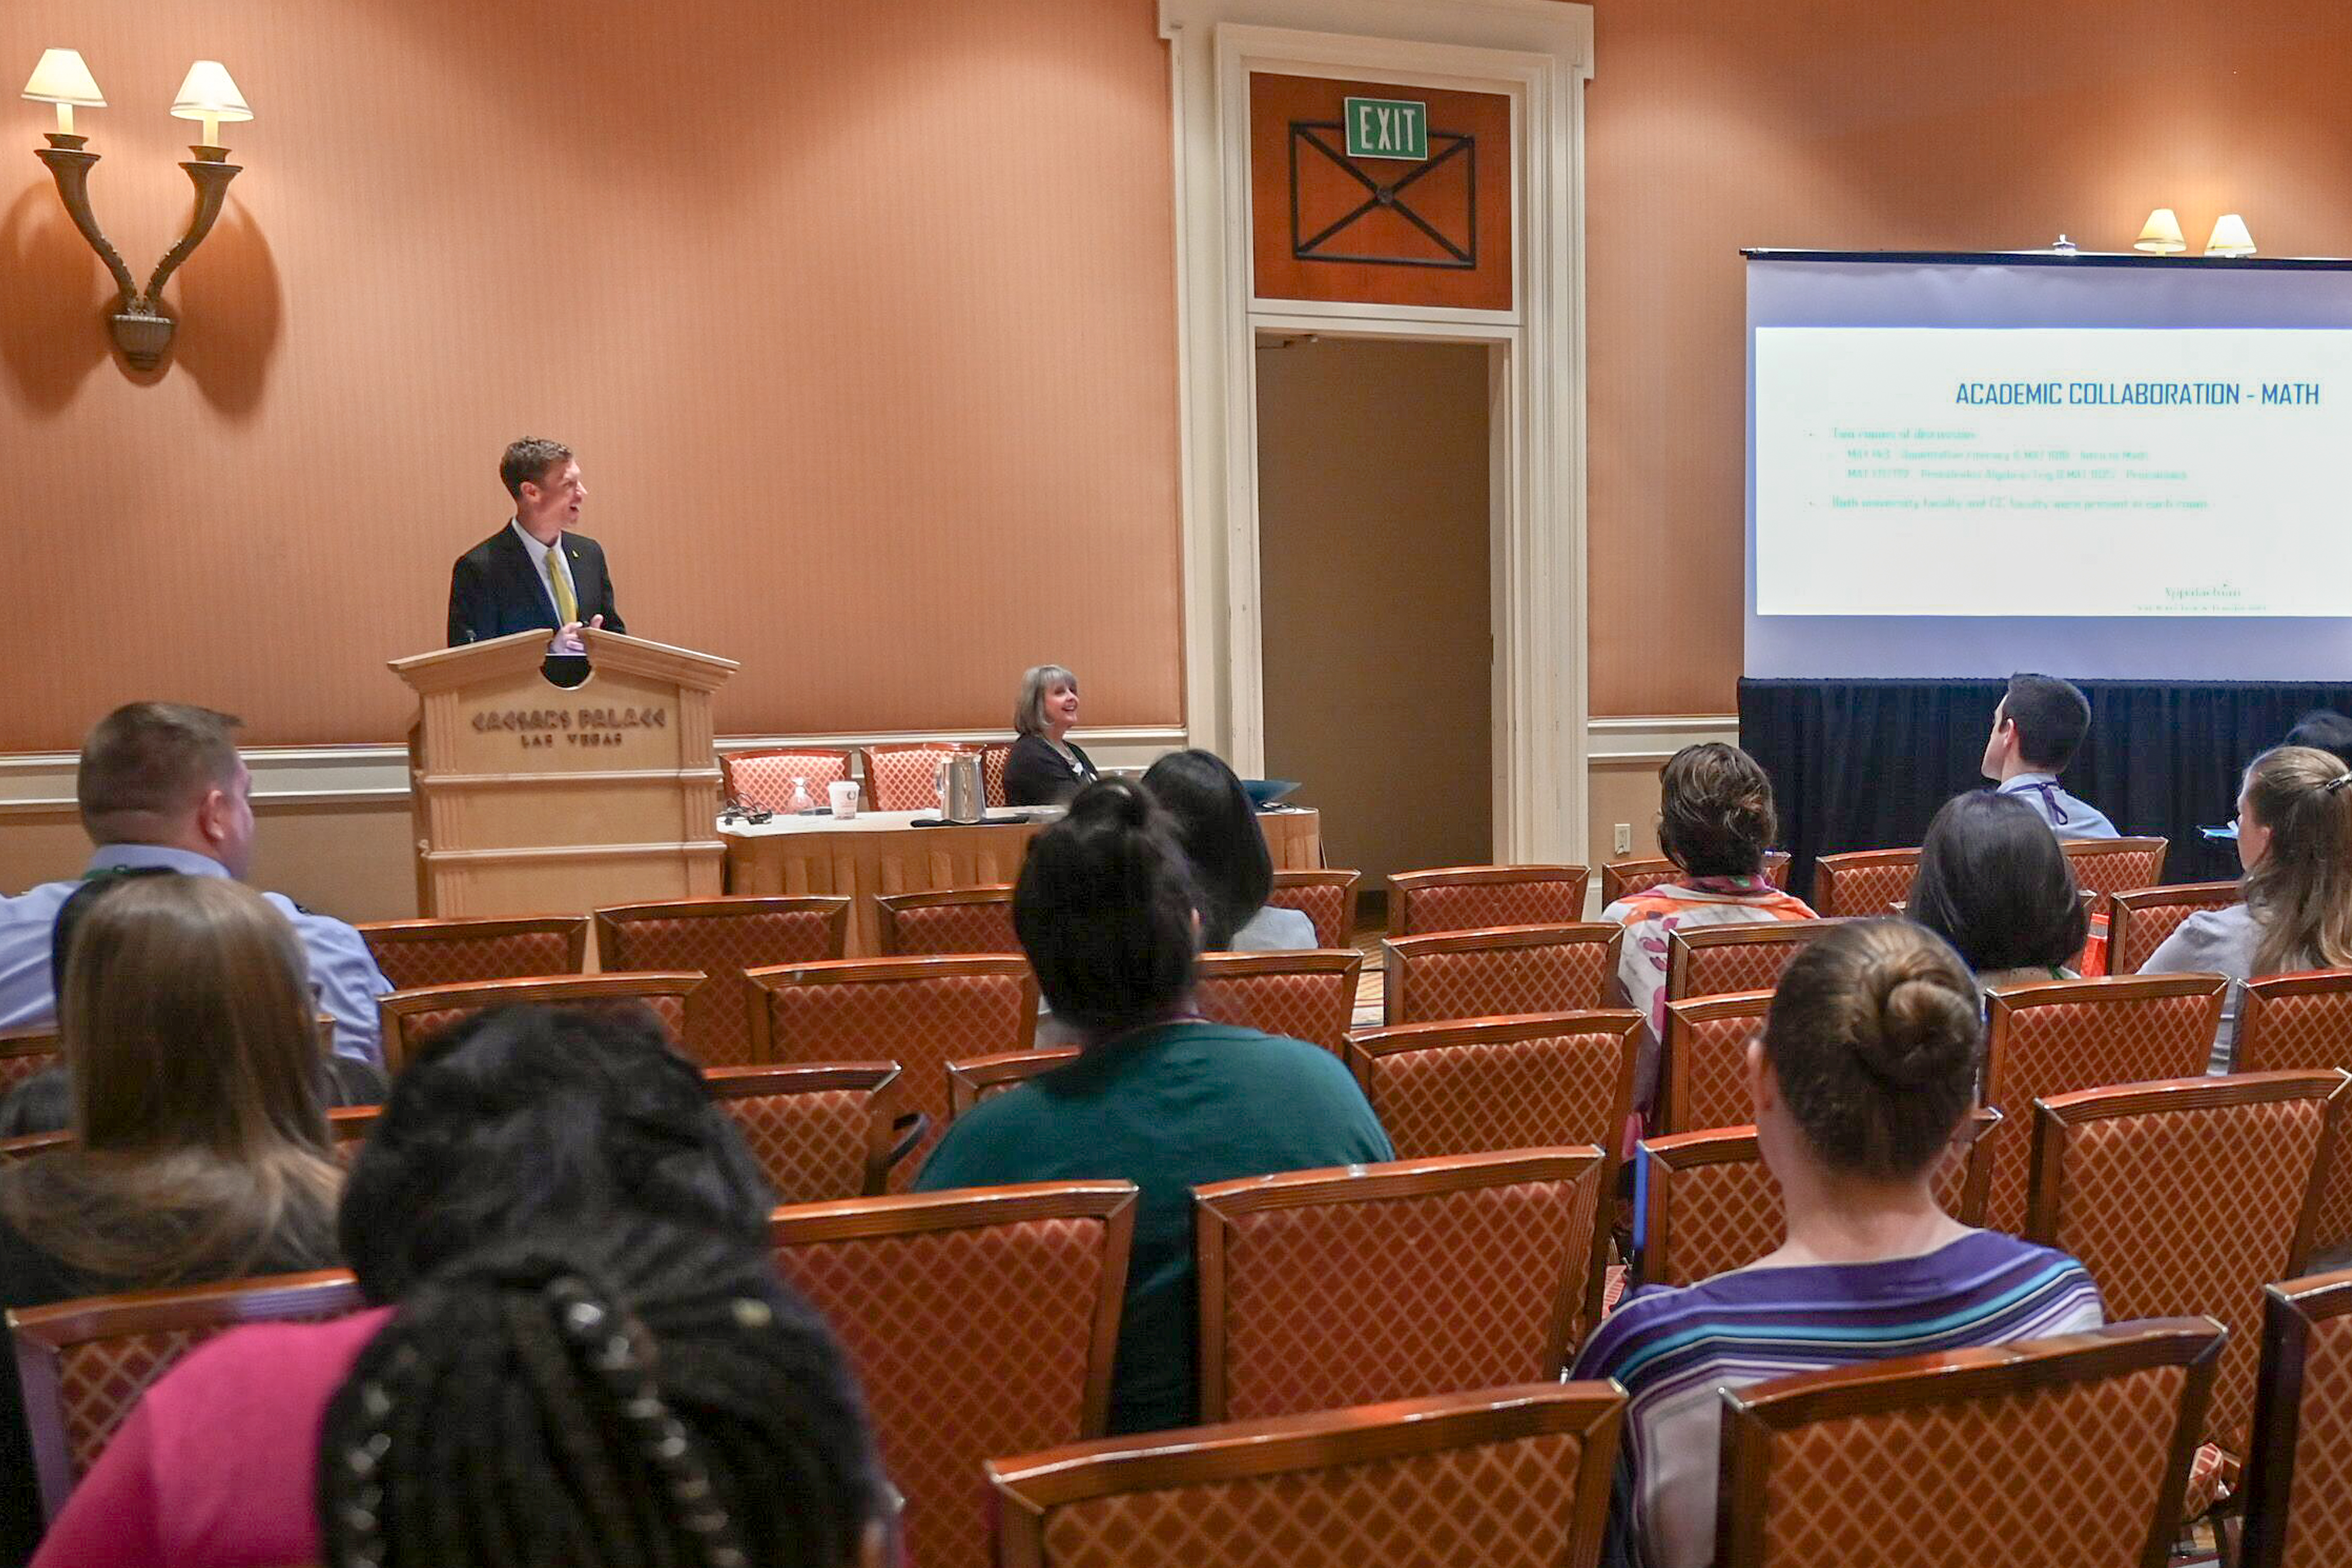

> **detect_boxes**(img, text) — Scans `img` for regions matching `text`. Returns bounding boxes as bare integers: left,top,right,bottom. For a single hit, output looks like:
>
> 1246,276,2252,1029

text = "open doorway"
1254,333,1496,917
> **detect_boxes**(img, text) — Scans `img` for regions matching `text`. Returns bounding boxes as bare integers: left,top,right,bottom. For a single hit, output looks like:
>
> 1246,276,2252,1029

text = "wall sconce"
20,49,253,370
2133,208,2187,255
2205,214,2257,257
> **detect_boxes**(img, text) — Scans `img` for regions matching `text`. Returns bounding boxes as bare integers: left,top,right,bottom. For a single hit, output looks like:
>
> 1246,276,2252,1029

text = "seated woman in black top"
1002,663,1100,806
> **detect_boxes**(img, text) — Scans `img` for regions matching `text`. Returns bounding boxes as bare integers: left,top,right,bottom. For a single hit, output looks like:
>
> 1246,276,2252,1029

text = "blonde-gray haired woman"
1004,664,1099,806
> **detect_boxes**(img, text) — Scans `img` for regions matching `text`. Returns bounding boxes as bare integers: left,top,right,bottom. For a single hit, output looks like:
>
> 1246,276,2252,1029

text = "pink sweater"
32,1307,393,1568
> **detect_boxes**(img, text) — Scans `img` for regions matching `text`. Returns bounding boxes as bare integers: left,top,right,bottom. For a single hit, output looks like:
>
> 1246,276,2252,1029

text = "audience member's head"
2237,744,2352,975
76,702,255,874
1983,673,2093,779
317,1219,889,1568
1141,749,1272,951
1754,920,1981,1183
0,876,341,1282
339,1004,771,1304
1905,792,2088,977
2284,709,2352,771
1656,743,1778,878
1013,778,1201,1039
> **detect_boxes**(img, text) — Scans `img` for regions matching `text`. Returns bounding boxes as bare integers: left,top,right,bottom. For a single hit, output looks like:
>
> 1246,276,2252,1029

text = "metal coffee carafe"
938,749,986,823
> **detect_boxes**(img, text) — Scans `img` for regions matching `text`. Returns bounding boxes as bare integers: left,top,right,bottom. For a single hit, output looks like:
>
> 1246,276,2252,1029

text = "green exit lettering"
1343,97,1428,161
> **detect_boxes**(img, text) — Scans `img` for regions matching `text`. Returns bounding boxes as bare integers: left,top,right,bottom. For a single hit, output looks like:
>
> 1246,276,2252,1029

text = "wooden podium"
390,629,738,917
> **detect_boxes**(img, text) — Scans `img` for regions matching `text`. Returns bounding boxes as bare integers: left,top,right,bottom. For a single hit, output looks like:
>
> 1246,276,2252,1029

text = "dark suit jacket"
447,525,625,646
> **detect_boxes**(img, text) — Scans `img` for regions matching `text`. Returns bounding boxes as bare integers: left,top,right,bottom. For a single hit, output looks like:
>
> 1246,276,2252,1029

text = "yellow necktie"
548,544,577,625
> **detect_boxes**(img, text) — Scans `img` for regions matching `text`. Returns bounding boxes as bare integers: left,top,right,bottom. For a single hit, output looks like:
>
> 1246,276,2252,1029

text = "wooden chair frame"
1382,923,1624,1027
593,896,851,964
1387,864,1593,939
860,742,961,812
1981,971,2230,1113
376,971,708,1072
704,1062,904,1198
2240,1266,2352,1568
986,1382,1626,1568
767,1180,1137,1437
0,1025,60,1094
1193,1146,1606,1423
1599,852,1791,907
2103,882,2241,977
4,1108,377,1167
2231,968,2352,1074
2059,836,2171,896
718,745,858,812
9,1268,365,1517
744,955,1040,1064
354,912,591,981
1663,920,1846,1005
1194,949,1364,1054
1809,847,1922,918
1266,868,1364,948
874,885,1019,956
1715,1318,2227,1568
1660,989,1773,1136
946,1048,1083,1120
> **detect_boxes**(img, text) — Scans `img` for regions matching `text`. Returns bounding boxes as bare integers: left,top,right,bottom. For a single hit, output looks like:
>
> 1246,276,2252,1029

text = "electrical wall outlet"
1612,822,1633,855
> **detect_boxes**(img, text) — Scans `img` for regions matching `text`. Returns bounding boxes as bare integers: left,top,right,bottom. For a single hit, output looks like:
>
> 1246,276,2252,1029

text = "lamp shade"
21,48,103,106
169,60,251,122
2206,214,2256,256
2134,208,2187,254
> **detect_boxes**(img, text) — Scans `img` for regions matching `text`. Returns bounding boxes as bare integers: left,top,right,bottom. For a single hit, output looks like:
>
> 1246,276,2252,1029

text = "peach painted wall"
0,0,1179,750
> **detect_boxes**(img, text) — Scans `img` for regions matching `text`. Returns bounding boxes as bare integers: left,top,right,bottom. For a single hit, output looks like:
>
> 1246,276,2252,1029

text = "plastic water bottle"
787,776,814,814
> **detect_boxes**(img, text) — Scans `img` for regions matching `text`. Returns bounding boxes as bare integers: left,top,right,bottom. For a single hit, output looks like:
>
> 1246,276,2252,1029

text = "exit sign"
1343,97,1427,161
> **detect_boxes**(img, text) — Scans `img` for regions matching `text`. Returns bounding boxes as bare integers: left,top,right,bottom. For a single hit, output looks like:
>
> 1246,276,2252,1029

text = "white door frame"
1159,0,1594,864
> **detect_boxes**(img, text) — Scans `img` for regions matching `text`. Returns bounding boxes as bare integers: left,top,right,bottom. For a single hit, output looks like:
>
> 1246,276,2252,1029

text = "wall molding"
1587,714,1741,765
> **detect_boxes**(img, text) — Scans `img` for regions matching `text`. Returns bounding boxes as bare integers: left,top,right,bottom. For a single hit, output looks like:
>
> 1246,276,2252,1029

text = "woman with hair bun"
1571,921,2102,1568
915,778,1391,1435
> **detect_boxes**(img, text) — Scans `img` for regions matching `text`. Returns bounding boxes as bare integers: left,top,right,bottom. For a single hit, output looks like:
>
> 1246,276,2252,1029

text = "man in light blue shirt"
0,704,392,1064
1981,672,2120,840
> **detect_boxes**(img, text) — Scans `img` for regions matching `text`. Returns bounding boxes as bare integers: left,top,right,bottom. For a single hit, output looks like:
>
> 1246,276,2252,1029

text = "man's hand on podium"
551,614,605,656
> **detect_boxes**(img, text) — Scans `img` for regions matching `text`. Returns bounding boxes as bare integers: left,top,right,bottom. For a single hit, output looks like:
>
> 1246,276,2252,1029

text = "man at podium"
446,438,626,684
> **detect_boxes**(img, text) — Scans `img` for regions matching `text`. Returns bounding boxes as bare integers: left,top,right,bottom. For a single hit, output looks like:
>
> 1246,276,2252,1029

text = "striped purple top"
1569,1230,2103,1568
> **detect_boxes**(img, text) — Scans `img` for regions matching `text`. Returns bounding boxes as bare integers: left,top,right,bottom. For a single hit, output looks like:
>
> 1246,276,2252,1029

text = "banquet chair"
354,913,590,993
1599,851,1790,906
1715,1320,2225,1568
703,1062,903,1202
1661,990,1773,1135
1663,919,1845,1006
718,745,855,814
2234,969,2352,1252
9,1268,365,1518
2104,883,2240,976
1194,950,1363,1055
1387,865,1592,937
1194,1148,1606,1422
1977,973,2227,1233
376,971,707,1073
985,1382,1625,1568
1809,847,1921,917
2240,1266,2352,1568
769,1181,1135,1568
946,1047,1082,1119
1382,923,1621,1026
981,740,1012,808
1265,868,1363,948
1636,1110,2000,1289
875,886,1019,956
862,742,960,812
2027,1072,2347,1522
593,895,851,1065
326,1105,378,1166
0,1026,59,1097
747,955,1037,1185
2061,835,2171,897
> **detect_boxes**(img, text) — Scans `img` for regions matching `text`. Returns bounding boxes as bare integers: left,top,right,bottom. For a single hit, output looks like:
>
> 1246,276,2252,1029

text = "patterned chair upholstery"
2242,1266,2352,1568
0,1026,59,1097
863,743,960,812
1193,950,1363,1056
1979,974,2227,1233
1664,919,1844,1006
1194,1148,1606,1422
1265,869,1362,948
986,1383,1626,1568
9,1269,364,1517
946,1048,1082,1119
981,741,1012,808
2061,836,2170,897
719,746,856,814
1388,865,1593,938
747,956,1037,1186
376,972,705,1073
1661,990,1773,1135
2230,970,2352,1254
875,887,1019,956
1599,852,1791,906
593,896,851,1066
704,1063,901,1201
769,1182,1136,1568
1715,1319,2225,1568
1639,1111,1999,1289
1809,848,1921,918
355,914,590,993
1382,923,1621,1027
2026,1071,2348,1511
2104,883,2240,976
